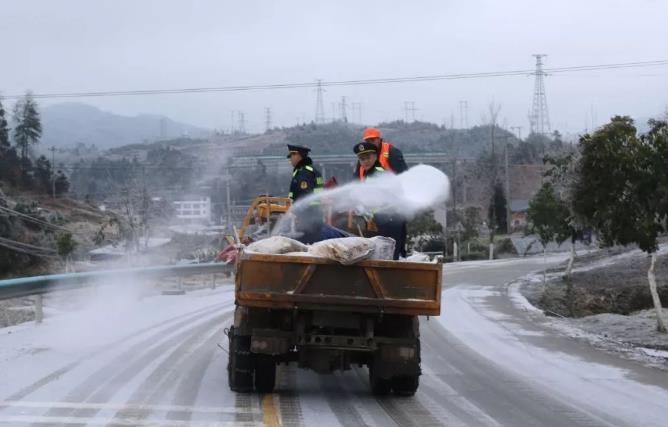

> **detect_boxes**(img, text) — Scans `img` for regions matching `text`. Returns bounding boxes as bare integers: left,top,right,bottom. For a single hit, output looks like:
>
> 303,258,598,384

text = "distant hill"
40,103,210,149
261,121,519,158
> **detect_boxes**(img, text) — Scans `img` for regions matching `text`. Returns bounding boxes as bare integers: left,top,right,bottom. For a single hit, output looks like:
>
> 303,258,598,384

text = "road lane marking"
0,415,262,426
0,400,260,415
262,394,281,427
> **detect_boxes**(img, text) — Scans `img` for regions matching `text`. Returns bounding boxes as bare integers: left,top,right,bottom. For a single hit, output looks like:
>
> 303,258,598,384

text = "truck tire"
391,375,419,396
254,354,276,393
369,364,392,395
228,328,253,392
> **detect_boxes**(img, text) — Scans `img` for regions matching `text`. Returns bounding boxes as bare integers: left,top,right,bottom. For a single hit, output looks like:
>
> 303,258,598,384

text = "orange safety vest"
378,141,393,171
359,165,385,181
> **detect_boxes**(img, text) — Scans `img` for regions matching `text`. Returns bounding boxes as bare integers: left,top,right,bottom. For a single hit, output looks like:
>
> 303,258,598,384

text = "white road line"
0,400,261,415
0,415,262,426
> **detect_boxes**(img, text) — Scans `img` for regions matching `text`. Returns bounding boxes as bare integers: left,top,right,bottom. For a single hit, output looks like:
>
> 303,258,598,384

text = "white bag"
369,236,396,260
246,236,308,254
402,252,432,263
308,237,374,265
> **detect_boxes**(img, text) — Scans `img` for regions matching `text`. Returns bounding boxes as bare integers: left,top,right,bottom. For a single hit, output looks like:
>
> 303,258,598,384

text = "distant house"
510,199,530,231
173,196,211,224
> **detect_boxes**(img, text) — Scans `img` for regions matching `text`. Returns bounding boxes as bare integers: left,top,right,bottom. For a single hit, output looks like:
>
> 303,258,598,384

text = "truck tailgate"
235,252,442,315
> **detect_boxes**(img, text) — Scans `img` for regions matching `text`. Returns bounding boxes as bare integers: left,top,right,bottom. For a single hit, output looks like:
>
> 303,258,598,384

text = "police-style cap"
353,141,378,156
287,144,311,158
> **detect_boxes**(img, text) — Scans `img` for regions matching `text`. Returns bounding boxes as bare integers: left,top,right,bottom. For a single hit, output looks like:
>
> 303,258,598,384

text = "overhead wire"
0,205,70,232
0,236,58,258
2,59,667,100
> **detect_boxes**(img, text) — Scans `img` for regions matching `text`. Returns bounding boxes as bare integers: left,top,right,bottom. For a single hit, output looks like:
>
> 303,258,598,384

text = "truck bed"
235,252,442,316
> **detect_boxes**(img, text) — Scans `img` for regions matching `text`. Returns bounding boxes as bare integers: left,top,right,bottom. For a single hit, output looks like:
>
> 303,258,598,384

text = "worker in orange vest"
353,127,408,177
353,141,407,259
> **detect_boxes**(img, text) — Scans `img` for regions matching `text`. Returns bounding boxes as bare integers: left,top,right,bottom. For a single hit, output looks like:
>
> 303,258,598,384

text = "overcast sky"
1,0,667,136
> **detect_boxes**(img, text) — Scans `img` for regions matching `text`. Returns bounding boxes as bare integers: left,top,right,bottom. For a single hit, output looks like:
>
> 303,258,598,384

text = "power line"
0,205,70,232
5,59,668,100
0,236,58,258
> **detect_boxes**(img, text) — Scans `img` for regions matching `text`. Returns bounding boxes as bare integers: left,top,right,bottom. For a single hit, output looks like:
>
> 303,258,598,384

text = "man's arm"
389,146,408,173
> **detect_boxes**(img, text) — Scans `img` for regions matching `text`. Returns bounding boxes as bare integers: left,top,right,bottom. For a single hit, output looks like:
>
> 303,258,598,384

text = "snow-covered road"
1,257,667,426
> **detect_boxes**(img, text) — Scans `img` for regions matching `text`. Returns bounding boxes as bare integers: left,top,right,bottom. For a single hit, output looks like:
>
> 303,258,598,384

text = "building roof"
510,199,530,212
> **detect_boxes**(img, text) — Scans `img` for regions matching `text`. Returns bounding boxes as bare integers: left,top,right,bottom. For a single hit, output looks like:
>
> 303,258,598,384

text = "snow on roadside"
570,242,668,274
509,274,668,370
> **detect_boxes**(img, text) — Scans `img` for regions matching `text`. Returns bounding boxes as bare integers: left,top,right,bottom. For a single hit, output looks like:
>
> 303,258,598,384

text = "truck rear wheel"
391,375,419,396
228,328,253,392
369,364,392,395
254,355,276,393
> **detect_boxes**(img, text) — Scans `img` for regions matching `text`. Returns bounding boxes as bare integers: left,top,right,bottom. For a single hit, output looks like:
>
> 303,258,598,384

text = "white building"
173,196,211,224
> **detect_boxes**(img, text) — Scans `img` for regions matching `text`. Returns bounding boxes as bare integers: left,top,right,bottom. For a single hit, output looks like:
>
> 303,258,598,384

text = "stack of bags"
245,235,396,264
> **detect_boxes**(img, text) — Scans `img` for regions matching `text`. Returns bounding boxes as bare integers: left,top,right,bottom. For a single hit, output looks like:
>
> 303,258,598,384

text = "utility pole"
340,96,348,122
511,126,523,140
49,146,56,198
225,169,232,229
529,54,551,135
504,142,512,234
314,79,326,124
264,107,272,132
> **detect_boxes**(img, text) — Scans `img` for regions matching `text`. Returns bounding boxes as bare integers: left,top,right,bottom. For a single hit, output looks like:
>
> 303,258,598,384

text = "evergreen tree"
0,98,9,150
0,97,21,185
33,155,52,193
527,182,570,253
54,171,70,195
487,181,508,235
12,92,42,170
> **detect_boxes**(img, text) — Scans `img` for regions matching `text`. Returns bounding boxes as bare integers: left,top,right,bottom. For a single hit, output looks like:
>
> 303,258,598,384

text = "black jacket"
289,157,323,202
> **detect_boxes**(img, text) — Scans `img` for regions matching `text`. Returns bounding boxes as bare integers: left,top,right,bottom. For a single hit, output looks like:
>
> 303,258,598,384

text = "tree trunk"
541,246,548,285
565,240,576,279
647,252,667,333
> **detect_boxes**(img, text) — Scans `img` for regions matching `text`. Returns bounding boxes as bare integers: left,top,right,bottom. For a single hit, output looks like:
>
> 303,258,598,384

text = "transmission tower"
403,101,417,122
458,100,468,128
237,111,246,134
529,54,551,135
264,107,272,132
314,79,326,124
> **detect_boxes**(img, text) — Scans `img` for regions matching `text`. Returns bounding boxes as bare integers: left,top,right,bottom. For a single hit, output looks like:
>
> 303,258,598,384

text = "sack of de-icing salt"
245,236,308,254
369,236,396,260
308,237,374,265
402,252,432,263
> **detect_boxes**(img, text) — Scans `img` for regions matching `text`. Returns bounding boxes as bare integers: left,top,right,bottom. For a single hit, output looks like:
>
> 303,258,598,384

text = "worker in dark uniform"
353,142,407,259
353,127,408,177
287,144,324,243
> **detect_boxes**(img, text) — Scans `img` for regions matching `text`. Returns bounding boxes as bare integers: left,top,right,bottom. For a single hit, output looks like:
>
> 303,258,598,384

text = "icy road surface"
1,257,668,426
